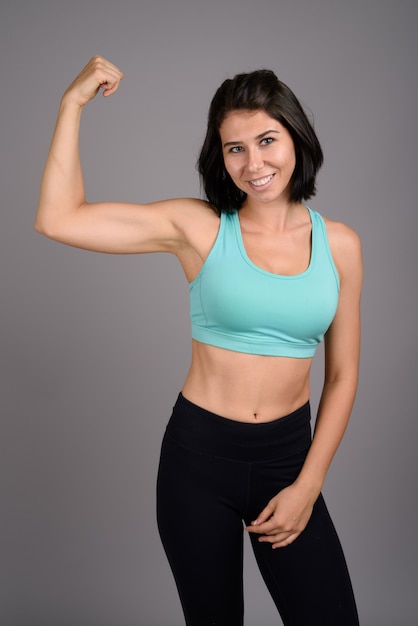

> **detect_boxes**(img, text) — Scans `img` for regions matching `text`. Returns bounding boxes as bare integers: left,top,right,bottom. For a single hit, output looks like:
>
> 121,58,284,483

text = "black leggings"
157,393,359,626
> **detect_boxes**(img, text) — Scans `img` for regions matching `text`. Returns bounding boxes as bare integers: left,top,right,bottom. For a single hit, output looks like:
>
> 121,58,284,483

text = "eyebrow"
223,129,280,148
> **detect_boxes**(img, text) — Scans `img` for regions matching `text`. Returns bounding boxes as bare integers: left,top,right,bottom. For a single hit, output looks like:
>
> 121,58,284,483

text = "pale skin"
36,56,363,549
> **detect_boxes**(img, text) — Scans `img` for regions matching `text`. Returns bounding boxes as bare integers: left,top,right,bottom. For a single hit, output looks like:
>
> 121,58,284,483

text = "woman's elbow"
34,210,63,241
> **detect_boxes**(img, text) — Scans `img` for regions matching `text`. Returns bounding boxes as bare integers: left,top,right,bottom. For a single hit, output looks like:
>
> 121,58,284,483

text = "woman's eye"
260,137,274,146
230,146,243,153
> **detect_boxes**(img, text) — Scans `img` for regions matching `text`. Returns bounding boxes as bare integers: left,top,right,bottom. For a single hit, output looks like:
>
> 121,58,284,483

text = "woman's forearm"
295,377,359,497
35,99,85,234
35,56,124,236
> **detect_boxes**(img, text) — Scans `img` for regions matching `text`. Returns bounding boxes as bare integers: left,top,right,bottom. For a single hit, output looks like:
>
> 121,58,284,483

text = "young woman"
36,56,362,625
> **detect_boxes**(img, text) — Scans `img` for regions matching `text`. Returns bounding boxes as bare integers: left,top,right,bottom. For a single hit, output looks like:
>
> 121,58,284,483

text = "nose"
246,146,264,172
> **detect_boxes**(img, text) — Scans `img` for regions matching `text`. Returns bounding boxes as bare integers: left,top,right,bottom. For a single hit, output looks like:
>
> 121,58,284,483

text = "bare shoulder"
322,215,363,280
322,215,361,250
168,197,219,225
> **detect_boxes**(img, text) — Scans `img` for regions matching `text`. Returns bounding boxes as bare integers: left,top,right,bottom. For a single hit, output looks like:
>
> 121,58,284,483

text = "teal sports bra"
190,208,340,358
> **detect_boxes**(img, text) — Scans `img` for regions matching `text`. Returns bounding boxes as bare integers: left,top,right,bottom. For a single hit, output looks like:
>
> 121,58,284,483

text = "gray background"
1,1,417,624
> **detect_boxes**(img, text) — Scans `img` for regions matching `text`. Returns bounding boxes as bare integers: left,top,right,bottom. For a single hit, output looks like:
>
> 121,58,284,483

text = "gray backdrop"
1,1,417,624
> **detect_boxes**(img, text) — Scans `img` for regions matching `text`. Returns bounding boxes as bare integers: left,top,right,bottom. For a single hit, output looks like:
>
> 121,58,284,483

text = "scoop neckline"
232,207,314,279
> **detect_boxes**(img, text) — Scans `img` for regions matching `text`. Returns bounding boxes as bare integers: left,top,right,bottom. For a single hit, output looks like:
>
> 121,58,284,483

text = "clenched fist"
62,55,124,107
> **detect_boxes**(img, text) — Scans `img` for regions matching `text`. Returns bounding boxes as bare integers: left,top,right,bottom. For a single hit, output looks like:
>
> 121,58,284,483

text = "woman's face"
219,109,296,206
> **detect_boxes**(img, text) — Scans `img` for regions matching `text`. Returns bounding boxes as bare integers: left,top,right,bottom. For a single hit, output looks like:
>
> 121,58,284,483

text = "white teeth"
251,175,273,186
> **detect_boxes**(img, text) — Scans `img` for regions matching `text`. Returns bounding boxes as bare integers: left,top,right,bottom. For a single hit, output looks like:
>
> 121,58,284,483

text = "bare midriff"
181,340,312,423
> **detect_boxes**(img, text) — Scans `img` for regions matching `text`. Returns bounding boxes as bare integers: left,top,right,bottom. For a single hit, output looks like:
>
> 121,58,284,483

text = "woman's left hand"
246,482,318,549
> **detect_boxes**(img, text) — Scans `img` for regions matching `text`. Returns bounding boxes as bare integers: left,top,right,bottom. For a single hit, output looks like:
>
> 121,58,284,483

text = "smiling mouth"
249,174,274,187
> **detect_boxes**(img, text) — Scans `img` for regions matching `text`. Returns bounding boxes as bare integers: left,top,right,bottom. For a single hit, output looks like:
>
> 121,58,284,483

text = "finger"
100,71,123,96
91,59,123,96
248,502,275,527
259,531,299,549
86,55,123,78
101,80,121,97
83,56,124,96
272,532,299,549
246,518,277,534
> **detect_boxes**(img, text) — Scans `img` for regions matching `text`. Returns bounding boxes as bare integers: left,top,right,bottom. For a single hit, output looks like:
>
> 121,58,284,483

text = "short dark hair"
197,70,323,215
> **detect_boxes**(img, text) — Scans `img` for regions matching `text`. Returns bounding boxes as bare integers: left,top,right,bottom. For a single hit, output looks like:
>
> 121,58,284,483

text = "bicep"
35,197,201,254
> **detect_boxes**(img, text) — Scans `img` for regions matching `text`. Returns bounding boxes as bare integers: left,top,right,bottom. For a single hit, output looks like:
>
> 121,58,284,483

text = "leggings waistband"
165,393,312,463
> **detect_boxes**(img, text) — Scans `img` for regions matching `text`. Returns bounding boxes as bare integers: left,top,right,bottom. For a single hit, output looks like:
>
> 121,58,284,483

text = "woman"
36,56,362,625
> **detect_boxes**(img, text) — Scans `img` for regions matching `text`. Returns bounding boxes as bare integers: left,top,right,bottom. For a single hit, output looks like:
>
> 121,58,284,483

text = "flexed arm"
35,56,198,255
